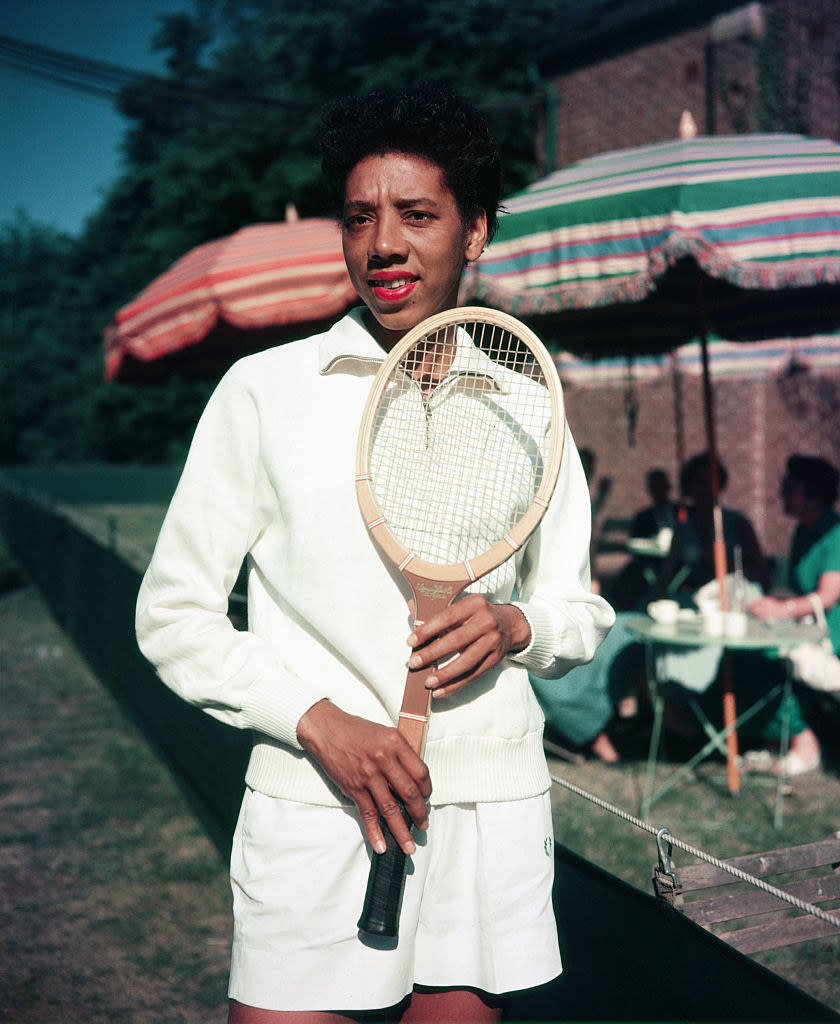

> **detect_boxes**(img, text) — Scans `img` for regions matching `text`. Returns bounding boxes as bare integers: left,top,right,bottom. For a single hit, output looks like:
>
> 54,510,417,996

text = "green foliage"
756,5,812,136
3,0,563,464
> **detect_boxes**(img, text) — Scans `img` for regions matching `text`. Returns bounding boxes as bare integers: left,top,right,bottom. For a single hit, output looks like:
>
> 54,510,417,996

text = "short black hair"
786,454,839,507
319,82,502,242
680,452,728,497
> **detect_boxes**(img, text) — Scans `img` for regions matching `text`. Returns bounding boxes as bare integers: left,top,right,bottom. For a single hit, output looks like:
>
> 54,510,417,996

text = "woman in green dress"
750,455,840,774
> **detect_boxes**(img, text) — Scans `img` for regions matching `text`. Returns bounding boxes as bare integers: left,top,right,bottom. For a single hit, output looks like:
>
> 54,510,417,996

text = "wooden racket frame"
355,306,565,753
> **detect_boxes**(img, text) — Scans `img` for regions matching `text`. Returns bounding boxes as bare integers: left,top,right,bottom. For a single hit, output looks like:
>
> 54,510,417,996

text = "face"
781,474,810,519
341,152,487,350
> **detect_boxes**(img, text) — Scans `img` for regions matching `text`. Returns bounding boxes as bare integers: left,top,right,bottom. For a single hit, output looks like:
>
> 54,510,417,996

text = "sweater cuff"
241,672,330,750
508,600,558,674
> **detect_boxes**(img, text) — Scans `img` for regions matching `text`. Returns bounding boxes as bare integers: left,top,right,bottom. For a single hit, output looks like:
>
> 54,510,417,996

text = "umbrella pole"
670,352,686,470
698,272,740,797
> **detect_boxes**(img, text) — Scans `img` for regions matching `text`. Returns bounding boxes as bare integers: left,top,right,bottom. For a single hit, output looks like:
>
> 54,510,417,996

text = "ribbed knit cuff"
241,672,330,750
508,600,558,675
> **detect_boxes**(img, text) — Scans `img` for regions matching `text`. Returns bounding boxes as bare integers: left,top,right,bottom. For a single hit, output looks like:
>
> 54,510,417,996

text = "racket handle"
357,801,413,938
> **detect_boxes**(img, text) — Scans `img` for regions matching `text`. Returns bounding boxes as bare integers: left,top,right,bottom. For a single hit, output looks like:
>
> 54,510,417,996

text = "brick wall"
545,0,840,575
554,28,709,168
564,364,840,566
550,0,840,168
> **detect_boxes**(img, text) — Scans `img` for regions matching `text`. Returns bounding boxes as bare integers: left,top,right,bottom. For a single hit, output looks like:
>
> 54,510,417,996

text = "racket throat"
397,577,468,753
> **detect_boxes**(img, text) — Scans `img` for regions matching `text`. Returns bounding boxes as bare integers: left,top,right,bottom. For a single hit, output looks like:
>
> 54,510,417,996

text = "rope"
550,771,840,930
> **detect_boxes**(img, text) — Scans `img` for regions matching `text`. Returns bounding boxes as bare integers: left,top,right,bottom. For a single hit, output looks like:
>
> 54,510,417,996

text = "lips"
368,273,418,302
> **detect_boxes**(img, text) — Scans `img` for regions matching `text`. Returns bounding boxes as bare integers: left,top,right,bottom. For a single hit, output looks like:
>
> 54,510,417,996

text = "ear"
464,208,488,263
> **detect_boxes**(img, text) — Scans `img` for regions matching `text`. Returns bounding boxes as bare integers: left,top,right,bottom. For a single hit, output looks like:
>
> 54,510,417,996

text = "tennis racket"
355,306,565,937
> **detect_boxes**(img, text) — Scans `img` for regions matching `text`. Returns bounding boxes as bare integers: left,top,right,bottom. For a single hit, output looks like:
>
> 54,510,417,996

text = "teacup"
724,611,748,637
702,609,725,636
647,599,680,625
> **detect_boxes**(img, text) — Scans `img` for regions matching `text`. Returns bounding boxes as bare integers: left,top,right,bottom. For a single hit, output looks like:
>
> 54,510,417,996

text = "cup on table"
647,599,680,625
702,609,725,636
724,611,748,637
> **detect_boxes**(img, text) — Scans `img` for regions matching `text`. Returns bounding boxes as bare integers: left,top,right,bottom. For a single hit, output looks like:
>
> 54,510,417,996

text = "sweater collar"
318,307,387,374
319,308,510,392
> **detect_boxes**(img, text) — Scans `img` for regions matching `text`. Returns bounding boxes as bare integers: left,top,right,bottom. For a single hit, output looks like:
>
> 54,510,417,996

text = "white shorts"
228,789,561,1012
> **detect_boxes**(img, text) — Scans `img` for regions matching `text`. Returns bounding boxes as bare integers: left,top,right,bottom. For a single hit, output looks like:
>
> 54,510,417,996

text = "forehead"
343,151,453,205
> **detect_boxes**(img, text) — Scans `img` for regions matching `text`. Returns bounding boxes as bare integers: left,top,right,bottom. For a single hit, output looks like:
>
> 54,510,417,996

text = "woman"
749,454,840,773
136,84,613,1023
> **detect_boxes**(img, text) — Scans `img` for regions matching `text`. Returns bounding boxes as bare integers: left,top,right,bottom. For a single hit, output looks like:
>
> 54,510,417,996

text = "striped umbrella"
104,219,358,380
461,133,840,795
461,132,840,473
554,332,840,387
461,133,840,343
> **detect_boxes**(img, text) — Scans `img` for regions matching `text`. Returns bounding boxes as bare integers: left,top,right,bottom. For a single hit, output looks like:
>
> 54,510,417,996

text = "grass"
0,572,232,1023
545,721,840,1013
2,506,838,1019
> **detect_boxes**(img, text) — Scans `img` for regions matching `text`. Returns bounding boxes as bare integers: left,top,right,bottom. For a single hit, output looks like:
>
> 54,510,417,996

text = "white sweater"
136,310,614,807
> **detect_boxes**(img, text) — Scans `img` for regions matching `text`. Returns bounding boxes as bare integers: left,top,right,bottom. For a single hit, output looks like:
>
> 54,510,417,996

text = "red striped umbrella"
104,219,358,380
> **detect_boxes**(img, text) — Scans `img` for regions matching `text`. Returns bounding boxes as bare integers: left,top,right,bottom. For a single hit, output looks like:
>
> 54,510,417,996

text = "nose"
368,210,408,264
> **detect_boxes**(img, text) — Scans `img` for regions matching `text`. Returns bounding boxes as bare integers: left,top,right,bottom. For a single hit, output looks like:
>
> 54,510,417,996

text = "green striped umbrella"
461,132,840,457
461,134,840,793
461,133,840,354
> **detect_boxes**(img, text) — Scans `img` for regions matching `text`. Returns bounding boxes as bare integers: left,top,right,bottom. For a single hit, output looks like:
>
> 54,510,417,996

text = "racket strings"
368,320,554,575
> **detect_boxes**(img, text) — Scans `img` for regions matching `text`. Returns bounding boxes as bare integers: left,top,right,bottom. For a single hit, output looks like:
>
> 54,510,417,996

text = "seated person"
608,468,679,610
631,468,678,539
747,454,840,773
532,612,643,765
654,452,816,774
657,452,771,596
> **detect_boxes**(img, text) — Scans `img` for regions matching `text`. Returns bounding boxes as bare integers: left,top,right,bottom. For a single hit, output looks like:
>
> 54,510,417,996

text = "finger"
428,648,498,699
372,787,417,855
390,762,431,830
357,799,388,855
409,601,497,664
410,595,484,645
411,616,499,675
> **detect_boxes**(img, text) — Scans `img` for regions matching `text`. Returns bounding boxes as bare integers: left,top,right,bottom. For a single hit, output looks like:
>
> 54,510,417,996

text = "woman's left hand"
407,594,531,698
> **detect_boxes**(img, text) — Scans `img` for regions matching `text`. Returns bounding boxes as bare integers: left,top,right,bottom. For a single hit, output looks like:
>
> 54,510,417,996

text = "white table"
624,614,823,826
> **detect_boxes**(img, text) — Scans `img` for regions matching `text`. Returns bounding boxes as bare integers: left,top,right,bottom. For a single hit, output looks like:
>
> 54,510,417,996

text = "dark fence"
0,472,833,1021
0,464,183,504
0,472,249,858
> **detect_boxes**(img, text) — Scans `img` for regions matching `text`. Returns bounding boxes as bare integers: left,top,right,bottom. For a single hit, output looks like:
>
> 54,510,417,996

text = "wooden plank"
720,910,840,955
680,875,840,925
675,836,840,891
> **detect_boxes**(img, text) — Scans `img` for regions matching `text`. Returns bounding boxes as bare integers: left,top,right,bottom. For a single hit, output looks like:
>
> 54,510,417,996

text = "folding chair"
640,646,796,827
653,833,840,955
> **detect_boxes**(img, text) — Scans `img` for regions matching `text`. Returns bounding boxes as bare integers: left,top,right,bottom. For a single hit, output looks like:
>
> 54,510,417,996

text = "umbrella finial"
286,203,299,222
679,110,698,139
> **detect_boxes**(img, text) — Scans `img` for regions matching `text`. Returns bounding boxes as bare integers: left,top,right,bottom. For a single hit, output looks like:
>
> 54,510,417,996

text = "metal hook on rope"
652,827,679,904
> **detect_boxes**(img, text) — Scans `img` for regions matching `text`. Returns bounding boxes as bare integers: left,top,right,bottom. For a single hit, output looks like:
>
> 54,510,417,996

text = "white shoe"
774,749,821,777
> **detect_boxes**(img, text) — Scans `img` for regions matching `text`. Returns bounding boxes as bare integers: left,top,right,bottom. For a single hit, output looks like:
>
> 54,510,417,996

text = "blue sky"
1,0,191,236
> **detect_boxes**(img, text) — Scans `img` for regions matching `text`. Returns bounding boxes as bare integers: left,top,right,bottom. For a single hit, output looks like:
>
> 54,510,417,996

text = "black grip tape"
357,802,413,938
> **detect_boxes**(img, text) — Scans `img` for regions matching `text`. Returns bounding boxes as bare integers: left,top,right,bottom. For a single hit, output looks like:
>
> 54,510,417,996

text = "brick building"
531,0,840,566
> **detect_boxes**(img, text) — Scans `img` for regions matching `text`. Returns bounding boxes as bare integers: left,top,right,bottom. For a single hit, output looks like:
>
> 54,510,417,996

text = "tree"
2,0,563,464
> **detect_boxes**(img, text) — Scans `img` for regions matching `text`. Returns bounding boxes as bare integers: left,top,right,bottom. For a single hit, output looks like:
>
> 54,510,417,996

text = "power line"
0,32,536,119
0,33,314,113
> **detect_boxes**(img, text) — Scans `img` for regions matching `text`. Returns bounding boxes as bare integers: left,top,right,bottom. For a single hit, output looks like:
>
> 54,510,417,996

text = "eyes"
342,208,435,231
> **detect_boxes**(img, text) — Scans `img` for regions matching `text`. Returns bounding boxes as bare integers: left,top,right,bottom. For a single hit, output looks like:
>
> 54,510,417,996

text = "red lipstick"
368,271,418,302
